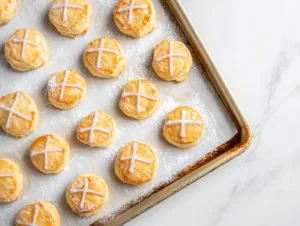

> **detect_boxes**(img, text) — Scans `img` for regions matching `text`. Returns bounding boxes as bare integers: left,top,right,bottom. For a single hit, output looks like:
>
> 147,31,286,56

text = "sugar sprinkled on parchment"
0,0,235,225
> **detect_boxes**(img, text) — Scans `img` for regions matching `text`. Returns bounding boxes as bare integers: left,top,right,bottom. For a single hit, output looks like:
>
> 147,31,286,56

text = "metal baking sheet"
0,0,237,225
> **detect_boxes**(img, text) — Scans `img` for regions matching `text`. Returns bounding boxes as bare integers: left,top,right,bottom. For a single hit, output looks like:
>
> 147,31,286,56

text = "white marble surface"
126,0,300,225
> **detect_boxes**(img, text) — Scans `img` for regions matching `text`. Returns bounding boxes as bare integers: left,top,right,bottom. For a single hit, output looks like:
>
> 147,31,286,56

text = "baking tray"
91,0,252,225
0,0,252,225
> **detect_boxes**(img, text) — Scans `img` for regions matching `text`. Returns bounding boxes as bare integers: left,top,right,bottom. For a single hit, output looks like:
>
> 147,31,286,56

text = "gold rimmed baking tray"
91,0,252,225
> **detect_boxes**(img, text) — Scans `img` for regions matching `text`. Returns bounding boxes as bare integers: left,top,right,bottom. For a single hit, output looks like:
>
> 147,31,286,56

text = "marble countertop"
127,0,300,225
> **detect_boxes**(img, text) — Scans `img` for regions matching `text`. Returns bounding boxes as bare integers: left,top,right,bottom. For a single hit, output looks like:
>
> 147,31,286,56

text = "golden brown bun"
163,106,205,148
115,141,157,185
48,0,91,38
113,0,156,38
83,36,127,78
77,110,116,147
0,158,23,203
15,201,60,226
119,78,159,119
47,69,87,109
5,28,48,71
152,40,193,82
30,134,70,174
0,91,38,138
0,0,17,25
66,174,108,217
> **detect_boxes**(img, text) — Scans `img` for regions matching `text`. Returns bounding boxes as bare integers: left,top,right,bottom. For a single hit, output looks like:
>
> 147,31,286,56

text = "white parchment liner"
0,0,236,225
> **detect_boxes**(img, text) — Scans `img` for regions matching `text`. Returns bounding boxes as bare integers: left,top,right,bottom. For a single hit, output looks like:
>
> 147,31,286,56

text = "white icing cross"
48,70,82,101
30,136,63,170
0,92,32,129
166,109,202,138
16,204,40,226
121,80,156,113
0,173,14,178
70,177,104,211
116,0,148,24
51,0,83,23
155,41,188,76
12,29,38,59
79,111,110,143
86,38,120,69
120,142,153,174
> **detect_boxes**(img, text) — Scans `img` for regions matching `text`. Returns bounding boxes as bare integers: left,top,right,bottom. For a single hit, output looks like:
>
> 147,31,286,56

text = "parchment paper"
0,0,236,225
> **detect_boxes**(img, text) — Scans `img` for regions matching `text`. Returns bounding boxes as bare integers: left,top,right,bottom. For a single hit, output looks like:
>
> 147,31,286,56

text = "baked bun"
83,36,127,78
66,174,108,217
30,134,70,174
119,78,159,119
113,0,156,38
0,158,23,203
15,202,60,226
47,69,86,109
0,91,38,138
152,40,192,82
77,110,116,147
163,106,205,148
5,28,48,71
115,141,157,185
0,0,17,25
48,0,91,38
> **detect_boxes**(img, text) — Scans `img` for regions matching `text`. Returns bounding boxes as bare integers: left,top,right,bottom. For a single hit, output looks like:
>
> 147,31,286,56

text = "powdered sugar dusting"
0,0,236,225
47,73,57,92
